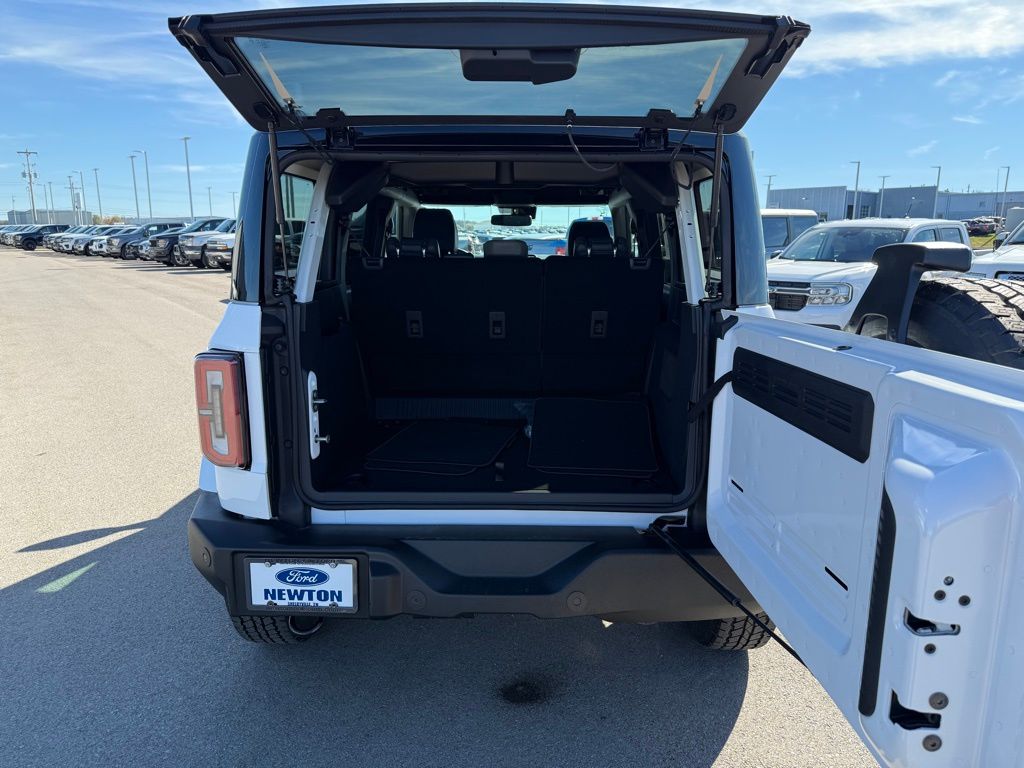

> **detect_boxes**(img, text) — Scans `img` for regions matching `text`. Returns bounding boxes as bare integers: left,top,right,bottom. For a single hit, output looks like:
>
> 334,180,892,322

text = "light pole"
878,175,890,218
931,166,942,218
765,174,776,206
134,149,152,219
47,182,56,224
75,170,88,224
231,190,237,215
181,136,195,221
92,168,103,220
17,149,39,224
207,185,213,216
850,161,861,220
128,154,141,221
66,176,78,225
999,166,1011,219
42,184,51,224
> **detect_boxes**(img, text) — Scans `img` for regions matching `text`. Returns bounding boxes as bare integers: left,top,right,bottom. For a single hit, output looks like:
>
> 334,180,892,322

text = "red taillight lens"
555,246,566,256
194,352,249,468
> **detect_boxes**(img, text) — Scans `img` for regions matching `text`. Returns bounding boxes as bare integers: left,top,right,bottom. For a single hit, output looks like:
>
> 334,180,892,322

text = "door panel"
709,314,1024,768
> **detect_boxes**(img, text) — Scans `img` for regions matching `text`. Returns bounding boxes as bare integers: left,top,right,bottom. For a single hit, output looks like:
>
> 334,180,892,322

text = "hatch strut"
649,523,805,666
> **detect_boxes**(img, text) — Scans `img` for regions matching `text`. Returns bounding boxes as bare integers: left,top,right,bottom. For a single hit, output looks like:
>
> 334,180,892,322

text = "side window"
273,172,316,288
912,228,937,242
939,227,964,243
694,177,722,282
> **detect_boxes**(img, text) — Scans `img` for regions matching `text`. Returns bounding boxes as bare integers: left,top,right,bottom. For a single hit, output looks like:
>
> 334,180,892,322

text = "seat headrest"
413,208,457,256
567,219,612,258
483,239,529,258
397,237,440,259
572,236,615,258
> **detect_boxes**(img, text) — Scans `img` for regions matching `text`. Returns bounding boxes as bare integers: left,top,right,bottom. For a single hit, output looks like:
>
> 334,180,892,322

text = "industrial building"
766,186,1024,222
5,209,94,226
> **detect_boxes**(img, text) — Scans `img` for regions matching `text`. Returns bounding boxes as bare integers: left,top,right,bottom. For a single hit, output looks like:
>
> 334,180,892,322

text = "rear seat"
351,218,662,397
352,256,542,395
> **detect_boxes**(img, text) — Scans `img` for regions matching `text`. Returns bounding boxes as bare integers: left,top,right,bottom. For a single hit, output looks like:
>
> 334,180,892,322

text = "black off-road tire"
230,614,324,644
686,612,775,651
905,278,1024,369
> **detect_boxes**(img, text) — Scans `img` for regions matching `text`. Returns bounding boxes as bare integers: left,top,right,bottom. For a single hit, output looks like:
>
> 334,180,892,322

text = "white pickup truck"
967,218,1024,281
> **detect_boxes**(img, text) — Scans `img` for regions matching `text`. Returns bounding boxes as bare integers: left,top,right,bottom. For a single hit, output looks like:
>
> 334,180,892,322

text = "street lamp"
931,166,942,218
999,166,1011,219
74,170,88,225
850,161,861,220
207,186,213,216
765,174,776,206
134,149,152,219
181,136,195,221
231,191,237,215
878,175,890,218
128,154,141,221
92,168,103,220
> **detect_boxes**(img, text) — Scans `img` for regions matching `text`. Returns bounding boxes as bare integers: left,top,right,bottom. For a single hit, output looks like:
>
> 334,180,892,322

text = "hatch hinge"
649,524,806,667
173,16,239,77
746,17,808,79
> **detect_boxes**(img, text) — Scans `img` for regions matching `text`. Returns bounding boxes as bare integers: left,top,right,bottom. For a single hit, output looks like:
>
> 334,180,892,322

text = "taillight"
555,246,566,256
194,352,249,468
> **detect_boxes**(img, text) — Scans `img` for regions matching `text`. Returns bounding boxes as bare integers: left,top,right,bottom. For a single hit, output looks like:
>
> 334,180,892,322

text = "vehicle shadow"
2,493,748,768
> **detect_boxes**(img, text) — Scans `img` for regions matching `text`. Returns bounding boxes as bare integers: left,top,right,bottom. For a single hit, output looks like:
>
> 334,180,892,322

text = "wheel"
686,612,775,651
171,246,190,268
120,245,129,259
202,247,219,269
230,614,324,644
23,239,37,251
900,278,1024,370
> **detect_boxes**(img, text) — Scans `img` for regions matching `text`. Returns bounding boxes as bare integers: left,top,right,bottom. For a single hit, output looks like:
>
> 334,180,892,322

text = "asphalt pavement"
0,247,877,768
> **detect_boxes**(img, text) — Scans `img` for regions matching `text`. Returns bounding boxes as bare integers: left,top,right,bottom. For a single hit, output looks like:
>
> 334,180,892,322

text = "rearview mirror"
769,249,783,258
491,214,533,226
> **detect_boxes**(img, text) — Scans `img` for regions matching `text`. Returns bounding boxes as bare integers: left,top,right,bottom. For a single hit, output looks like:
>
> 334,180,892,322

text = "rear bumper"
189,490,757,622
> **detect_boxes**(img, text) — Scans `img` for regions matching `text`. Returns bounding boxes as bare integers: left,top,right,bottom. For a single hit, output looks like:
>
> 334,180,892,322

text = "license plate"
246,558,357,613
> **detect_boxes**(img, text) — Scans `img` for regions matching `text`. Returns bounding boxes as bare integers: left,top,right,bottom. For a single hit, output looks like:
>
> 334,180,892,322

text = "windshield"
426,205,608,259
214,219,236,233
235,37,746,121
1006,221,1024,246
781,226,908,263
180,219,221,233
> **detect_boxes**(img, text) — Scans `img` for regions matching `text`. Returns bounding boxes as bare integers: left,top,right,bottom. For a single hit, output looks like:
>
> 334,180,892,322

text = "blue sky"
1,0,1022,218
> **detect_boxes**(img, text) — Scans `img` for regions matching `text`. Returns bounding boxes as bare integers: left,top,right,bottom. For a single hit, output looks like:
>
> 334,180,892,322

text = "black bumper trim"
188,491,757,622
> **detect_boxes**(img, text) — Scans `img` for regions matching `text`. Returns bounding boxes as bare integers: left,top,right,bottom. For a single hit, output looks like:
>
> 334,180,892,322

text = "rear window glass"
235,37,747,120
938,227,963,243
273,173,316,287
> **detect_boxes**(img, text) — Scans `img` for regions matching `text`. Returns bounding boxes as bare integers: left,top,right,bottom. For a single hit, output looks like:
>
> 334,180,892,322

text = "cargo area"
284,155,716,508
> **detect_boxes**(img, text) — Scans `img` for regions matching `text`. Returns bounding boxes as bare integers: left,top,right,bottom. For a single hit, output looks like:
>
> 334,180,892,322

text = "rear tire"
230,614,324,644
686,612,775,651
905,278,1024,369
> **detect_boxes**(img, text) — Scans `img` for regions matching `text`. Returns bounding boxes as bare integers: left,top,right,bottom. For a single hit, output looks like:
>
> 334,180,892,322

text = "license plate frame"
244,557,358,614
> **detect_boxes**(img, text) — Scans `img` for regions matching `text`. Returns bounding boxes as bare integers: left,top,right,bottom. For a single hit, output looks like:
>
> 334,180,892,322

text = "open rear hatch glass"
170,3,808,132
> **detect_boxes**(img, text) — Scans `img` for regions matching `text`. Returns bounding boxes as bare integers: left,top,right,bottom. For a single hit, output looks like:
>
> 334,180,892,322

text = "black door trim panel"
732,347,874,462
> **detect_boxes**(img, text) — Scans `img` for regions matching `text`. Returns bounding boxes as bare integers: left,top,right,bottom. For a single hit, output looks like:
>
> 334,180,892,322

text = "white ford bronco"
175,5,1024,765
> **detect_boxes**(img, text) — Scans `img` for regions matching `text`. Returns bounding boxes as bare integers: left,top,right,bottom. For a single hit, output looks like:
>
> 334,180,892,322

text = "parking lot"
0,247,877,767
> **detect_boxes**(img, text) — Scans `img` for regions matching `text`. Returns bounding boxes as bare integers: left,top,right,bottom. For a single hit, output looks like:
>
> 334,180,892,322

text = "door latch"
307,371,329,458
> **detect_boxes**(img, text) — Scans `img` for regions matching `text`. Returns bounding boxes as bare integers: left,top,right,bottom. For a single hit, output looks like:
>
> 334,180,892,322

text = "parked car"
13,224,68,249
175,9,1024,768
107,222,184,259
1,225,33,245
180,218,235,268
199,230,236,270
761,208,819,257
965,217,999,237
68,225,123,255
148,217,226,265
88,226,135,256
52,225,102,253
43,225,88,249
964,219,1024,281
766,218,971,328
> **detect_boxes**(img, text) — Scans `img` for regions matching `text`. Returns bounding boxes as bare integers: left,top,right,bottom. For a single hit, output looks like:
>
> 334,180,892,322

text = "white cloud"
952,115,983,124
983,146,1000,160
907,140,938,157
934,70,960,87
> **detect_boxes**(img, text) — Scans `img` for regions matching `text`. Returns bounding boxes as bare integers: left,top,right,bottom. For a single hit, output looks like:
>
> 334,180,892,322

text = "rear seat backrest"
413,208,457,257
541,247,663,394
351,257,542,395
